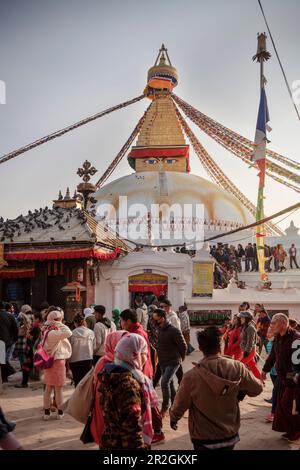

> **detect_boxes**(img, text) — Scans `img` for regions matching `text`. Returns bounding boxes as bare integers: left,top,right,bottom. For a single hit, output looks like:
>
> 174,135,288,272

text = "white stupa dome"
94,171,253,246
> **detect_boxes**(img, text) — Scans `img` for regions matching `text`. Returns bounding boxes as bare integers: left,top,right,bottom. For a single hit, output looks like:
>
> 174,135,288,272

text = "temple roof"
0,206,129,252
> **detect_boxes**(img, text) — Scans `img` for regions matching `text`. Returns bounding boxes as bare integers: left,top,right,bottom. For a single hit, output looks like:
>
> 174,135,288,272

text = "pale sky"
0,0,300,232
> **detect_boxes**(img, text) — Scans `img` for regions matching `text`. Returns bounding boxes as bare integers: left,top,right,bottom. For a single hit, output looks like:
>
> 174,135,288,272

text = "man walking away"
170,327,263,450
152,309,187,418
160,300,183,384
289,244,299,269
134,296,148,331
93,305,116,364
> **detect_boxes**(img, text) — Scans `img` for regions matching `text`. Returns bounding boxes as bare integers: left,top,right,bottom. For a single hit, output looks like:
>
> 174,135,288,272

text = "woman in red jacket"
227,316,242,360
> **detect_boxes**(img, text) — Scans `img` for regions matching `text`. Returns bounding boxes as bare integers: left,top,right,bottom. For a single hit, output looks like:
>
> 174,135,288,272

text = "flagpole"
252,33,271,285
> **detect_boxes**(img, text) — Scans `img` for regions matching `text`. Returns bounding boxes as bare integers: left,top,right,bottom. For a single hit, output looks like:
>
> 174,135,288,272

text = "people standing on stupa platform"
84,307,96,331
261,313,300,443
272,245,280,271
134,296,148,331
169,327,263,451
264,244,273,272
15,311,43,388
120,309,153,379
152,308,186,418
236,244,245,272
278,244,287,272
42,310,72,421
68,313,95,387
245,243,254,272
264,325,278,424
252,244,259,272
256,307,271,356
239,311,262,380
93,305,116,365
289,243,299,269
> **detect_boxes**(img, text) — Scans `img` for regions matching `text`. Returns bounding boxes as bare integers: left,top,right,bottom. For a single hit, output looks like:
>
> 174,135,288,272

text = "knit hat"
112,308,121,320
47,310,63,322
84,307,94,318
238,311,253,320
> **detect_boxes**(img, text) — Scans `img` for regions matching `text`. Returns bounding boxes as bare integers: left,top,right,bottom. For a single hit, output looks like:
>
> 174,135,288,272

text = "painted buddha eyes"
144,158,177,165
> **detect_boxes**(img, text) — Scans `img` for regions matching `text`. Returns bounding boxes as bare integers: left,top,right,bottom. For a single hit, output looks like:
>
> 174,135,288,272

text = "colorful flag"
253,87,270,282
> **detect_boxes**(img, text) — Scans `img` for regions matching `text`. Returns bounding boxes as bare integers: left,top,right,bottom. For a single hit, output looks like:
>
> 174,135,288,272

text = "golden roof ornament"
145,44,179,98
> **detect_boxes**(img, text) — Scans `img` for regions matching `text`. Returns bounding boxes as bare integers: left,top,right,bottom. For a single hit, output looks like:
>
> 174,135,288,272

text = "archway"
128,272,168,307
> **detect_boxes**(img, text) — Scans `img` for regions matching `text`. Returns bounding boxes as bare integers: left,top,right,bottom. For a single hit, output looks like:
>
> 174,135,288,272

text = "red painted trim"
128,146,189,159
5,247,121,261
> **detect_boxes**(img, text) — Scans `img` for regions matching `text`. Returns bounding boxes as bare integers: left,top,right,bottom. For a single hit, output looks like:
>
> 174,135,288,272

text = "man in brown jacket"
170,327,263,450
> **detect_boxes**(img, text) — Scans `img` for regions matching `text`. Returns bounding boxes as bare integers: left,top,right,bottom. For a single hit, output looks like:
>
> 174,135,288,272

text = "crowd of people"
0,298,300,450
211,243,298,289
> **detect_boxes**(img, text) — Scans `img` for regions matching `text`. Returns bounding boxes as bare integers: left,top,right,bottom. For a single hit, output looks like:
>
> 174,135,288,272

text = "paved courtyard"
1,339,299,451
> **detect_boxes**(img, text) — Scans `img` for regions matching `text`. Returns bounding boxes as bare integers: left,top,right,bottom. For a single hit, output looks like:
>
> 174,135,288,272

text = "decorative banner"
128,273,168,297
192,262,214,298
188,310,231,326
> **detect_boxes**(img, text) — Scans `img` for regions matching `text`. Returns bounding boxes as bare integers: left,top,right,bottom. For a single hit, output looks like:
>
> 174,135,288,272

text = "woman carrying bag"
42,311,72,420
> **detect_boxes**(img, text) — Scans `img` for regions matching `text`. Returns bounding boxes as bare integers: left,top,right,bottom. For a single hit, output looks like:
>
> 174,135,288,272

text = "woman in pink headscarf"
98,333,162,449
90,330,129,446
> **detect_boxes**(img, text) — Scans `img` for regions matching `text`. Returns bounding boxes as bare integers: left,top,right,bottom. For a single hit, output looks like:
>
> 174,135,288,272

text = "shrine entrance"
128,272,168,307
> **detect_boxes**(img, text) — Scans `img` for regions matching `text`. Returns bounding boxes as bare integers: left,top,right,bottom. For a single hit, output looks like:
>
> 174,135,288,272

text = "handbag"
80,413,94,444
65,366,94,424
79,370,96,444
33,330,54,369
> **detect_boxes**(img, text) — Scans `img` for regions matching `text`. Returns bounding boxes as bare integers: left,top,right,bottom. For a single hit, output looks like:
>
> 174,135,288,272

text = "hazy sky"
1,0,300,231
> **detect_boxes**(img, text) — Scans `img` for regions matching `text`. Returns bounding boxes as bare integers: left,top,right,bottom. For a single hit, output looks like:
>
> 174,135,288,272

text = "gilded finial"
65,187,71,200
253,33,271,62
